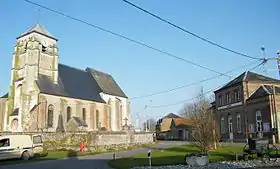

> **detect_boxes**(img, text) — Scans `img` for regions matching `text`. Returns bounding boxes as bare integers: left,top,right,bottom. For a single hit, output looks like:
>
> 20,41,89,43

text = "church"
0,24,131,132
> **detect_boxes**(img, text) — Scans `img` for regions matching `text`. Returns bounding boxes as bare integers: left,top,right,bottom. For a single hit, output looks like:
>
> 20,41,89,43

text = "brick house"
214,71,280,143
156,113,194,141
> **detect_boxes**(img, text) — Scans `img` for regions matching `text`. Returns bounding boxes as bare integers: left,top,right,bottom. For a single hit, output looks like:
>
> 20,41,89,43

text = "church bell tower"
4,24,59,132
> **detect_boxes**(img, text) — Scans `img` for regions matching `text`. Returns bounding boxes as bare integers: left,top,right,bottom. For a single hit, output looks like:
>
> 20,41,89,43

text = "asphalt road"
0,141,187,169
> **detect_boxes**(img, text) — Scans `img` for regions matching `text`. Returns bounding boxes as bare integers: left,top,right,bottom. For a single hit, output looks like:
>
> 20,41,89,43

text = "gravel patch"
132,159,280,169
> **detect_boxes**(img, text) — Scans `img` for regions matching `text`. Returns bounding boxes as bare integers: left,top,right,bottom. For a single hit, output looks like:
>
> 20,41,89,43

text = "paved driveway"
0,141,187,169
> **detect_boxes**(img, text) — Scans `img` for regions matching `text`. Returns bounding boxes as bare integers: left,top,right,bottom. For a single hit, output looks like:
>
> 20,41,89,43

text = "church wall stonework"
0,131,154,150
100,93,131,131
39,94,108,132
0,98,7,132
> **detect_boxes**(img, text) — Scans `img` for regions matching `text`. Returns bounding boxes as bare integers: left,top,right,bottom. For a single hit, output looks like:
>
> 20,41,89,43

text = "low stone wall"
0,131,154,151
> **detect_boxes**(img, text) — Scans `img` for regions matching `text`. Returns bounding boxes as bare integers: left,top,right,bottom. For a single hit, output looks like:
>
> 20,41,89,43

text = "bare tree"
184,91,219,155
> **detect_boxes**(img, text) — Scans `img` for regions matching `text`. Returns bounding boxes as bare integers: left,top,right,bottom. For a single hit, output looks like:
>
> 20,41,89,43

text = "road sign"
148,149,152,168
148,150,151,158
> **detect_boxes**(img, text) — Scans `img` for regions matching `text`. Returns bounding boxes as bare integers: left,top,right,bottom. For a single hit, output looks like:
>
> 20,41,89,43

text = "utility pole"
277,50,280,77
276,51,280,143
145,105,148,132
144,100,152,132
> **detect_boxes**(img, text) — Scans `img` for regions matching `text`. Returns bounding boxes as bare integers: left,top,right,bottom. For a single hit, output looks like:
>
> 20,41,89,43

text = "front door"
178,130,183,140
256,111,263,139
228,116,233,140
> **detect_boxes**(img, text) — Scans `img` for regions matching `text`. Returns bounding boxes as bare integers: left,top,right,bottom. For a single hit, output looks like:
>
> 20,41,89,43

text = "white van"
0,134,44,161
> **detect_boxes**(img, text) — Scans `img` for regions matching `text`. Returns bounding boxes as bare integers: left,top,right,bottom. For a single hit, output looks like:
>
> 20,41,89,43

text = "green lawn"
108,144,244,169
0,142,158,166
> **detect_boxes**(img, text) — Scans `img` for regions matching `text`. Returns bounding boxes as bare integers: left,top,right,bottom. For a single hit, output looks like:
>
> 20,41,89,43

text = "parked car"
0,134,44,161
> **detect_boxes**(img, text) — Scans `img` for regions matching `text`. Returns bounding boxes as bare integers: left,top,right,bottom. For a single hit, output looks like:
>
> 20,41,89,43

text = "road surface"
0,141,186,169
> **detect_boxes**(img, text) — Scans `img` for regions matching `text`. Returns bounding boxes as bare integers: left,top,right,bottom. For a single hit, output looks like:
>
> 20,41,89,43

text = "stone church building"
0,24,131,132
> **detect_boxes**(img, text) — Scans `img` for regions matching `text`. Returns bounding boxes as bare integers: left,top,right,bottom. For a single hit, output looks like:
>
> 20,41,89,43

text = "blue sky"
1,0,280,125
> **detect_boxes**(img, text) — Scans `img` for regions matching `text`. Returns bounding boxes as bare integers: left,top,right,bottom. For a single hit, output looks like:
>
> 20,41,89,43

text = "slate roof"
72,116,88,127
247,85,280,101
215,71,280,92
86,68,127,98
17,24,57,40
11,108,19,116
2,64,127,103
36,64,105,103
0,93,8,98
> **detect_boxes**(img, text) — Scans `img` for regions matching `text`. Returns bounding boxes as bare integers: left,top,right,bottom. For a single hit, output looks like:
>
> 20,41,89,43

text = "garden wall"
0,131,154,150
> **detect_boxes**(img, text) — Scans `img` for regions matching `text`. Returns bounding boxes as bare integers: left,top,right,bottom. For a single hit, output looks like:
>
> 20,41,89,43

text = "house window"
96,109,99,129
234,90,238,102
220,117,225,133
218,95,223,106
236,113,241,133
228,115,233,133
47,104,54,127
82,108,86,121
226,93,231,104
67,106,71,122
237,90,241,101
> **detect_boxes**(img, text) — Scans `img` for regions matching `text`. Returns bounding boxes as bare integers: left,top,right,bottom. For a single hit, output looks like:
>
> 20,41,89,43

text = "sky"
1,0,280,126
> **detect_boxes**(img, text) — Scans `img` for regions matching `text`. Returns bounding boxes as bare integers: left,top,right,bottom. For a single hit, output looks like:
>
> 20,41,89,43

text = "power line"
23,0,230,77
121,0,260,61
130,60,259,100
147,61,264,108
148,85,222,108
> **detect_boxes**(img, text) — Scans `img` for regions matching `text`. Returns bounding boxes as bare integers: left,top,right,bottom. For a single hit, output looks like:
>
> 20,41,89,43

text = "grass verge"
0,142,158,166
108,144,243,169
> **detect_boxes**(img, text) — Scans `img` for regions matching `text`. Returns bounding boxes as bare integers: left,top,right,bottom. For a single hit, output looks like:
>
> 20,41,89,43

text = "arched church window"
82,108,86,121
96,109,99,129
120,105,123,127
67,106,71,122
47,105,54,127
14,84,22,108
108,100,112,130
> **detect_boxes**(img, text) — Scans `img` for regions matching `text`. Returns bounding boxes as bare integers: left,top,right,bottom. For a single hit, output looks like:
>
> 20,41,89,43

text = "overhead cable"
24,0,231,77
147,61,264,108
121,0,260,60
130,60,259,100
